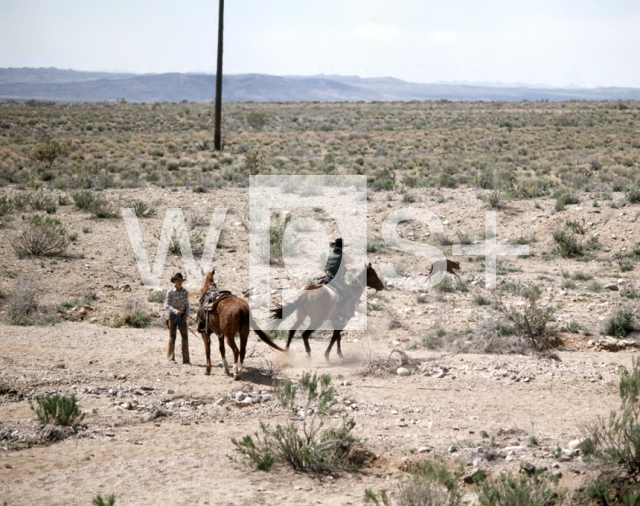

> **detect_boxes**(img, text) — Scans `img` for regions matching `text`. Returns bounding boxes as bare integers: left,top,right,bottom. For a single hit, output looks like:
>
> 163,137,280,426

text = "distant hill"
1,68,639,103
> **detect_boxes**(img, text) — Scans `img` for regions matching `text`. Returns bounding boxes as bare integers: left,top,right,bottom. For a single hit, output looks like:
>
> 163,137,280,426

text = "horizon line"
1,67,638,91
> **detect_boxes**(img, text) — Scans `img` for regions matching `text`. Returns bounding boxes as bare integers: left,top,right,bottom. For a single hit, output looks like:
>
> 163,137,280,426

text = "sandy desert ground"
0,182,639,505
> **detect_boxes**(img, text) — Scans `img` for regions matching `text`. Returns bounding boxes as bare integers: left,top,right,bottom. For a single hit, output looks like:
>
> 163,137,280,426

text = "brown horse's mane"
200,270,215,298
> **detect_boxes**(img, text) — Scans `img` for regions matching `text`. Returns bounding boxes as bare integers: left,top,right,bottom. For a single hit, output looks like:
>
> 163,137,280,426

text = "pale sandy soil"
0,322,636,506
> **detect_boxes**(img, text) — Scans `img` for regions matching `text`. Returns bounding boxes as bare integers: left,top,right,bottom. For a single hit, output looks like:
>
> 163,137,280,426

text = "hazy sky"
1,0,639,87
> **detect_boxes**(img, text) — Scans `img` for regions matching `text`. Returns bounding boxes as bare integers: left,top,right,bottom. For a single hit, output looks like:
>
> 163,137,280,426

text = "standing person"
164,273,190,364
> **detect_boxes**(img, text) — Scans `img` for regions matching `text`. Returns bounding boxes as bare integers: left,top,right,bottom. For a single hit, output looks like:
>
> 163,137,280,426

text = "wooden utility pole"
214,0,224,150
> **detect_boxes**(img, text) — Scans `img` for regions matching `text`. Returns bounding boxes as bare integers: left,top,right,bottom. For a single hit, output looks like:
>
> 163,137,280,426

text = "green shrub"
438,172,457,188
131,200,155,218
0,195,13,218
126,310,150,328
552,228,584,258
371,178,394,192
627,185,640,204
72,190,95,210
581,359,640,503
567,320,588,334
493,284,559,352
148,290,166,303
572,270,592,281
436,276,454,293
555,192,579,212
402,192,415,204
28,191,57,214
232,371,363,474
30,393,85,426
588,281,603,293
473,292,492,306
246,111,267,130
624,288,640,299
13,215,69,257
365,455,464,506
478,471,564,506
601,306,637,338
88,195,117,218
397,457,463,506
583,478,611,505
487,189,504,209
92,494,116,506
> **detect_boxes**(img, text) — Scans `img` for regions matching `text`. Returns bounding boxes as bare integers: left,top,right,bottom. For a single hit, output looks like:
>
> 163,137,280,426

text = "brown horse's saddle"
201,288,234,311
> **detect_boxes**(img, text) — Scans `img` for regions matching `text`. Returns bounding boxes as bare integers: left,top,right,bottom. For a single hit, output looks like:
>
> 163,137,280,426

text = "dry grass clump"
357,348,422,376
7,277,59,326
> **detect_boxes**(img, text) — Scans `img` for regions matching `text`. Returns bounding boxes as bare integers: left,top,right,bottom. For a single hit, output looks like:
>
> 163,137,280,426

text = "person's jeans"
168,318,190,364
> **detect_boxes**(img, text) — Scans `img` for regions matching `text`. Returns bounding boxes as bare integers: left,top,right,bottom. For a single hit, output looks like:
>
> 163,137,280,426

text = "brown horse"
270,263,384,359
198,271,284,380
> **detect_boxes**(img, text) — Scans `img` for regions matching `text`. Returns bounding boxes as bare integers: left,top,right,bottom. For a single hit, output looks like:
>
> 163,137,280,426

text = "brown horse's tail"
248,313,285,352
269,292,309,326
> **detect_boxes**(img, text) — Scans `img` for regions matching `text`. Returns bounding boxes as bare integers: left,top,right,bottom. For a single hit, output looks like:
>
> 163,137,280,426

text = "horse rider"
324,238,354,316
164,272,190,364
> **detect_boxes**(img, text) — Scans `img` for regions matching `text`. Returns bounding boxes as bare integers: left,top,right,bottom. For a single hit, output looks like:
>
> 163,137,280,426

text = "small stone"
417,446,432,454
552,470,563,479
396,367,411,376
342,380,353,386
522,462,536,475
448,445,457,453
604,283,619,291
235,392,246,402
119,283,132,292
568,439,583,451
140,410,165,423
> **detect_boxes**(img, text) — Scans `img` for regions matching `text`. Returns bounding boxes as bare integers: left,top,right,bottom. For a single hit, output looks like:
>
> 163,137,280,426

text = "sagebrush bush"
88,195,117,218
627,185,640,204
13,215,68,258
478,471,564,506
493,284,559,352
232,371,363,474
113,309,150,328
552,228,584,258
8,278,40,325
72,190,95,210
148,290,166,303
30,393,85,426
601,305,637,338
